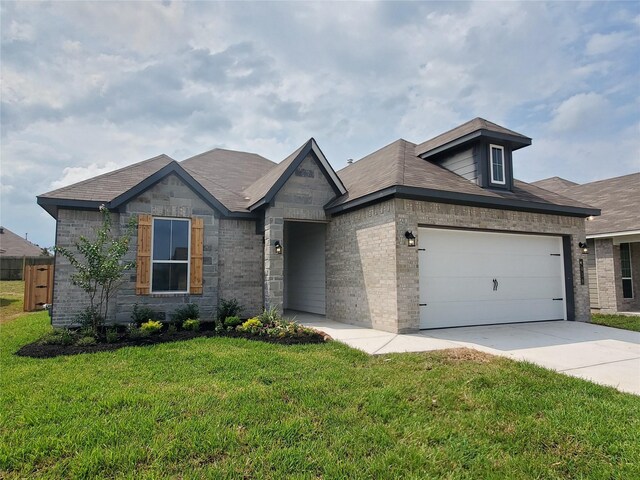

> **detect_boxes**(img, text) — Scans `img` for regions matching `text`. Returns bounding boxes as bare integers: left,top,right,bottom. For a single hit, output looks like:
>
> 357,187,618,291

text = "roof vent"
347,159,353,165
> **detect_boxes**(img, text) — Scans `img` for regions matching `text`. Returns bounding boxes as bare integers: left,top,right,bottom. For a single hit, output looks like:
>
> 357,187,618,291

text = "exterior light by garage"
274,240,283,255
405,231,416,247
578,242,589,254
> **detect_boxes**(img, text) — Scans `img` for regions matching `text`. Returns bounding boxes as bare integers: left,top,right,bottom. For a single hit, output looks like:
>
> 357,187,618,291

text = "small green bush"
224,316,242,328
237,318,262,333
105,327,119,344
171,304,199,324
76,336,97,346
140,320,163,335
40,329,75,346
167,324,177,334
182,319,200,331
258,306,281,324
131,304,158,326
126,323,142,339
217,299,243,324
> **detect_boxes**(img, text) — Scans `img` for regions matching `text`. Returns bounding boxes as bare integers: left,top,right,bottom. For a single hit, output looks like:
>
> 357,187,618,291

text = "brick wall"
326,200,398,332
593,238,617,313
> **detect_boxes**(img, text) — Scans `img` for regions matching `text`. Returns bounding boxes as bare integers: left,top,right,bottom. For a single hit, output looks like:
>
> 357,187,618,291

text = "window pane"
622,279,633,299
171,220,189,260
492,147,504,183
152,263,188,292
620,243,631,278
153,220,171,260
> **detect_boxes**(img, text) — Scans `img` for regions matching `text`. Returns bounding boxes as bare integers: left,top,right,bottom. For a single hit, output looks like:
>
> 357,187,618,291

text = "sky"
1,1,639,248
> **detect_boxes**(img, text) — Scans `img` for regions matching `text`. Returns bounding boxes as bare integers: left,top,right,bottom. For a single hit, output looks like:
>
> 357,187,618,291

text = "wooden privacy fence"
24,264,54,312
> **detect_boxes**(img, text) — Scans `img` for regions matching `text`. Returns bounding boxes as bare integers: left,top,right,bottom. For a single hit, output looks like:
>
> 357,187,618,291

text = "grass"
592,313,640,332
0,280,25,321
1,312,640,479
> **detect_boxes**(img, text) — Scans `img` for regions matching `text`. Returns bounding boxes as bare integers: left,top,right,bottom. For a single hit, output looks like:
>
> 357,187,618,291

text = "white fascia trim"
586,230,640,239
311,140,347,195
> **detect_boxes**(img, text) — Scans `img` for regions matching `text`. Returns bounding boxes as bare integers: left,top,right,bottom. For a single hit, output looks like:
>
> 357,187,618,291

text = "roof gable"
243,139,346,210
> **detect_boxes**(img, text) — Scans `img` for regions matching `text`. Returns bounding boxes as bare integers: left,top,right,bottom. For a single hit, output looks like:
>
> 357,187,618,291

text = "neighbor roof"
415,117,532,157
326,138,596,217
0,226,43,257
532,173,640,236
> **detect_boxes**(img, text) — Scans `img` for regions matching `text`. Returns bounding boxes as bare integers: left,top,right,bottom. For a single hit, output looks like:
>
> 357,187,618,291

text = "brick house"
532,174,640,314
38,118,599,332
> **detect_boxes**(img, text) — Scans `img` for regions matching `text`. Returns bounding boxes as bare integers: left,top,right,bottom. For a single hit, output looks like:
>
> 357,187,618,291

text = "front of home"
38,118,599,333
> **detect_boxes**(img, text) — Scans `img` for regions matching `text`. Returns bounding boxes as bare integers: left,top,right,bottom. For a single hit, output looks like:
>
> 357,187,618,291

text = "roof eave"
326,186,600,218
418,129,532,159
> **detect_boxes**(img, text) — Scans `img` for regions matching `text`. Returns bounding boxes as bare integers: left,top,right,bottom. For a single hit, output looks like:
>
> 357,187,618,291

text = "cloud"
550,92,611,133
586,31,630,55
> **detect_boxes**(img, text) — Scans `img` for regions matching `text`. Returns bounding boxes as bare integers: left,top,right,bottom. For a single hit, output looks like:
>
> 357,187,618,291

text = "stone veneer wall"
395,199,591,331
326,199,398,332
264,154,336,312
52,209,113,326
52,174,263,327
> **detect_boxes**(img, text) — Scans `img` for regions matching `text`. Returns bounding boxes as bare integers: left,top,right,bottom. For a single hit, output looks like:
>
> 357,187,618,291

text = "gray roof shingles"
532,173,640,235
38,118,596,217
0,226,44,256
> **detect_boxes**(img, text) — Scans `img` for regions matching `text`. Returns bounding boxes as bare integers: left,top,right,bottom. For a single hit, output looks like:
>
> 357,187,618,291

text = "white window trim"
150,217,191,294
620,242,633,299
489,144,506,185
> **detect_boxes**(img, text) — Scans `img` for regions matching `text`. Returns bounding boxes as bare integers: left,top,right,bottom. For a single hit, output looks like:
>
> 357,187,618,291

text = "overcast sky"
1,1,639,248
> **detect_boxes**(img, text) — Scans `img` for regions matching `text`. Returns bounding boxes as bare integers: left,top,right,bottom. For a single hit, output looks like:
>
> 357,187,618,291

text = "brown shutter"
190,217,204,295
136,214,152,295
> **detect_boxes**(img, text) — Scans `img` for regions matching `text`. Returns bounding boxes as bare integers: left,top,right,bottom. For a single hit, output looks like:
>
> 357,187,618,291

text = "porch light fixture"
274,240,283,255
578,242,589,255
405,231,416,247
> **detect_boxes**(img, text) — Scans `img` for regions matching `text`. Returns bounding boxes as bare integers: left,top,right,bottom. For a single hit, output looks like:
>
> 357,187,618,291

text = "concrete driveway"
292,312,640,395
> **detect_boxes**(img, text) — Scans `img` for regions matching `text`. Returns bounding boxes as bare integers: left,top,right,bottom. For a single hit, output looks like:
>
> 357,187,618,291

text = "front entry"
283,221,326,315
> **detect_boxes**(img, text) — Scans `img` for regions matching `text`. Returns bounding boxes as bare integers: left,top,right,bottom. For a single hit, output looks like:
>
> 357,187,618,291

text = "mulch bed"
15,326,332,359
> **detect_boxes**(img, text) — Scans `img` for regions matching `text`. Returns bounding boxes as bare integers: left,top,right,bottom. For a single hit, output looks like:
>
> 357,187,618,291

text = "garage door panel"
419,228,566,329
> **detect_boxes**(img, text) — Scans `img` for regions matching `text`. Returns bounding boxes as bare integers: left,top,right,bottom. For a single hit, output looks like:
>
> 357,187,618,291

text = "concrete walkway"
288,311,640,395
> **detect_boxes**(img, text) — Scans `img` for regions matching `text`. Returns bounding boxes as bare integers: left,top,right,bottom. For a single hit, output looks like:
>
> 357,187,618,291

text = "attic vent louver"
347,159,353,164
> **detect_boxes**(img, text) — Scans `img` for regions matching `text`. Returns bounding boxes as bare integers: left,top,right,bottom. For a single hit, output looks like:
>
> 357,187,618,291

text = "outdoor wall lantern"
405,231,416,247
578,242,589,255
274,240,283,255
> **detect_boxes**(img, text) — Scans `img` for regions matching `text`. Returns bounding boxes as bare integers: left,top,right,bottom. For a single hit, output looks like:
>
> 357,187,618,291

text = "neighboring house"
0,226,48,280
38,118,599,332
532,174,640,313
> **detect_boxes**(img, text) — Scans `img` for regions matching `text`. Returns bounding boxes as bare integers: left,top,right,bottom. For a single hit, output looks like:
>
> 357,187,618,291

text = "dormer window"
490,144,505,185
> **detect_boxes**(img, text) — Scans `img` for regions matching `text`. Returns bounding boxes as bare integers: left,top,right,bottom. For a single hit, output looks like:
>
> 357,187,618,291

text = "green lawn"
592,313,640,332
0,281,24,321
1,313,639,479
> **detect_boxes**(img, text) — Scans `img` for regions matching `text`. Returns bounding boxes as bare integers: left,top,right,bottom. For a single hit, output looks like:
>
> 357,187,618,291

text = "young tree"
55,205,136,333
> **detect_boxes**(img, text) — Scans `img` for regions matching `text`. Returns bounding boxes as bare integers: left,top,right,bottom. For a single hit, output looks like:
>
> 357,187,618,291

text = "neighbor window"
620,243,633,299
490,144,506,185
151,218,190,293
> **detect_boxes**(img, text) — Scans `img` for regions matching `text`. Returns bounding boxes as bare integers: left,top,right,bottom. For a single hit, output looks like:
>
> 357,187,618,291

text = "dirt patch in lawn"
16,327,331,359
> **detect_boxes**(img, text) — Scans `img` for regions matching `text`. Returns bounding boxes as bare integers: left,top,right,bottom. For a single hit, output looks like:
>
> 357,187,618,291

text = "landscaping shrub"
131,304,159,326
237,317,262,334
40,329,75,346
140,320,163,335
105,327,119,344
182,319,200,331
258,306,281,324
224,316,242,328
171,304,199,324
76,336,97,346
75,306,104,332
217,298,243,324
167,324,177,334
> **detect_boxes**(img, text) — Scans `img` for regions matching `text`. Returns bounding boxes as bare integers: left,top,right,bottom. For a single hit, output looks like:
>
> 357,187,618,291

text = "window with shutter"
136,214,152,295
190,217,204,295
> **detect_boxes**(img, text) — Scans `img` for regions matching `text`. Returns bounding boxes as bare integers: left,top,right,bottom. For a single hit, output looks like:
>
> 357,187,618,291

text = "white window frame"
620,242,633,299
489,144,506,185
150,217,191,294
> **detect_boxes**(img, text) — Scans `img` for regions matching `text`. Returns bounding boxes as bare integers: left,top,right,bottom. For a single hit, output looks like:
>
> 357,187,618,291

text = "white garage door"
419,228,566,329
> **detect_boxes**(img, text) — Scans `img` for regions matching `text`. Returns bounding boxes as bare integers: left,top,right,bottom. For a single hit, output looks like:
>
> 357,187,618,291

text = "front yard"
1,311,639,479
592,313,640,332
